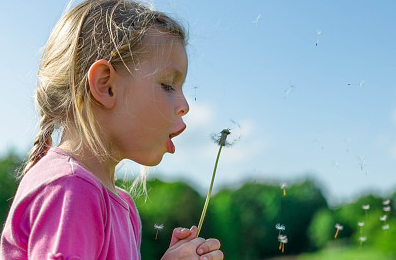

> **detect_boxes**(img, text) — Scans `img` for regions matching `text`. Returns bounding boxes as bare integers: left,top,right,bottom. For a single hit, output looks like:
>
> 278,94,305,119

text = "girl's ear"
88,59,117,109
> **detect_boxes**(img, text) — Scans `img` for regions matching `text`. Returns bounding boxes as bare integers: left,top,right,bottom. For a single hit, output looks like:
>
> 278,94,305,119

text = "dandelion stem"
197,144,224,237
334,229,339,239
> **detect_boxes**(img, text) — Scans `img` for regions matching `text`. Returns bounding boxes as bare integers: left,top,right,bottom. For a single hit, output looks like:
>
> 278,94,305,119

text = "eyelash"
161,83,175,92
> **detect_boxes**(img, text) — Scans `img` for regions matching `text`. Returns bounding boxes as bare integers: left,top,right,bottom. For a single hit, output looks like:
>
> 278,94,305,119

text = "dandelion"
315,29,322,46
334,223,343,239
280,183,287,196
383,199,391,205
362,204,370,220
358,236,367,249
380,215,387,222
154,224,164,240
383,206,391,212
197,129,231,237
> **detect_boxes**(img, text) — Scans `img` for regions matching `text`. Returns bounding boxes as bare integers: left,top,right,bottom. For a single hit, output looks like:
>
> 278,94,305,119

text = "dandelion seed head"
280,183,287,189
357,222,365,227
317,30,322,35
383,199,391,205
382,224,390,230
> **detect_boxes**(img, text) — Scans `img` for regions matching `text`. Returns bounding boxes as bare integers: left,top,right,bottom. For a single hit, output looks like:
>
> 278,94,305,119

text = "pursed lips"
169,125,186,139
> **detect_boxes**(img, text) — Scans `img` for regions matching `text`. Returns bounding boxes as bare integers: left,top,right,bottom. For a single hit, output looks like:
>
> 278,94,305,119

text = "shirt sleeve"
22,175,107,260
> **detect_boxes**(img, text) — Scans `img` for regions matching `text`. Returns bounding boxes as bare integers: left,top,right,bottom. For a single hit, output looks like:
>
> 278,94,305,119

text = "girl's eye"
161,83,175,92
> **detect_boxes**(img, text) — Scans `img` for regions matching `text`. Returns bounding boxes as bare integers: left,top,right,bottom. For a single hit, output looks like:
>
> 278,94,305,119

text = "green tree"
126,179,202,260
0,150,22,228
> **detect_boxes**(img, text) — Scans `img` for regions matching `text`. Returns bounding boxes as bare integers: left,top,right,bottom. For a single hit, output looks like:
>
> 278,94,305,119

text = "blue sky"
1,0,396,206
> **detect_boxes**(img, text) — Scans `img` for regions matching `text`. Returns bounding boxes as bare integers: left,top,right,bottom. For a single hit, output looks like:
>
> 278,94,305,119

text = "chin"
136,154,164,167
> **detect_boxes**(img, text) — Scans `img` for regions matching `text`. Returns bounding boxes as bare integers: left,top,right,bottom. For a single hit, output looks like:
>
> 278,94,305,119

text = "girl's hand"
161,226,224,260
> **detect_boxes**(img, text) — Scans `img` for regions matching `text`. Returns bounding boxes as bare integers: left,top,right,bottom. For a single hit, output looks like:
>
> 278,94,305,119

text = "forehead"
142,29,188,74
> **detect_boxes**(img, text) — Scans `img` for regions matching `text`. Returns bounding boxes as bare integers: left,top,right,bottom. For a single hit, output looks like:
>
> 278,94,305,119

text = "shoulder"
13,148,109,215
18,147,105,197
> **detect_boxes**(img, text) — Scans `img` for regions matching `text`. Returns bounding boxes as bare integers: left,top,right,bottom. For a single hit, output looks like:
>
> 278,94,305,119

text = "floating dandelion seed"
314,138,324,150
359,80,364,87
358,236,367,249
154,224,164,240
358,157,367,175
334,223,343,239
197,129,231,237
344,138,351,153
192,85,199,101
362,205,370,210
380,215,387,222
253,14,261,27
362,204,370,220
334,161,340,171
276,223,286,234
358,221,364,235
383,199,391,205
280,183,287,196
383,206,391,212
347,80,365,88
278,235,288,253
315,30,322,46
284,85,294,99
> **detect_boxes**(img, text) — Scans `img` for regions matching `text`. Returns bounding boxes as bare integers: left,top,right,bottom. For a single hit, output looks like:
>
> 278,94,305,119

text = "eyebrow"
161,66,185,81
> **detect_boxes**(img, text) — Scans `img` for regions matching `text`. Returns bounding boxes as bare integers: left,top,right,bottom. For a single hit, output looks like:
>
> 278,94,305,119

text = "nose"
175,94,189,116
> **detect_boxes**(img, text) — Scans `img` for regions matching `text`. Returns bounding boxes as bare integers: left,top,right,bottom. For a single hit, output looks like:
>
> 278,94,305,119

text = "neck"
58,137,119,195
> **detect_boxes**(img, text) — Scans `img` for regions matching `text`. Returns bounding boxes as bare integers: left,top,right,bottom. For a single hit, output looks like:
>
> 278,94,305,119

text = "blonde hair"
22,0,187,176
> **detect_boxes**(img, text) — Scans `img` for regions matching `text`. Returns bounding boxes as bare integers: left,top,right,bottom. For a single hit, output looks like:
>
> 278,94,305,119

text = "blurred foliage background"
1,151,395,259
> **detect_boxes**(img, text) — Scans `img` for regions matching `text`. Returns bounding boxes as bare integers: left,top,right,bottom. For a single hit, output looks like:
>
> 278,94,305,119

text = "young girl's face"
108,31,189,166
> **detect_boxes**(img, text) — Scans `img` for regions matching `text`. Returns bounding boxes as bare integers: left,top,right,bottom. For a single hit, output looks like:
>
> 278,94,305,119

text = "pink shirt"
0,147,141,260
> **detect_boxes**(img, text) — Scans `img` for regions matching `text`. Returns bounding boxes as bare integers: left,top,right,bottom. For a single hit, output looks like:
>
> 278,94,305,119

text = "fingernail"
190,226,194,231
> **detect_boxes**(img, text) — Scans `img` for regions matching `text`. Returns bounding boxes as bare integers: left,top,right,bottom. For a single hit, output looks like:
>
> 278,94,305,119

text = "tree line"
0,151,395,259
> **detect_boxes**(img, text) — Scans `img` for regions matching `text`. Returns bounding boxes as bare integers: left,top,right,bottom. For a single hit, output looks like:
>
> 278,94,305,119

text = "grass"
297,246,395,260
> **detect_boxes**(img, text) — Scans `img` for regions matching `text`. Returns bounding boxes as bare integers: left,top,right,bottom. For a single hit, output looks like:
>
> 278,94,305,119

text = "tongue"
167,139,175,154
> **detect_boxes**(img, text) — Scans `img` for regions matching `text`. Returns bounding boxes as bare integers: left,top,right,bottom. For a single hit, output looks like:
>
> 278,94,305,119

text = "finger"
196,238,221,255
169,227,191,247
199,250,224,260
172,236,205,250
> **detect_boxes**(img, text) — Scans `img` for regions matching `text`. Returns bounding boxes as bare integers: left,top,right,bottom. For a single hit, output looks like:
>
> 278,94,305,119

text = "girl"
0,0,223,259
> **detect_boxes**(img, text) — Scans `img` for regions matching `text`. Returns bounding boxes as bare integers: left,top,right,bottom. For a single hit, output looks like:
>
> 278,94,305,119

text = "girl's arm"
161,226,224,260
